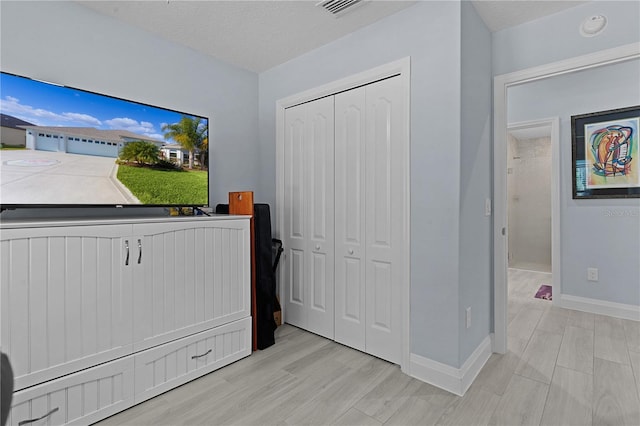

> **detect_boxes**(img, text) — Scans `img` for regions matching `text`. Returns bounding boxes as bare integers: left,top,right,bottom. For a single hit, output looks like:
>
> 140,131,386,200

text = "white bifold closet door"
284,76,404,364
283,96,335,339
335,77,404,363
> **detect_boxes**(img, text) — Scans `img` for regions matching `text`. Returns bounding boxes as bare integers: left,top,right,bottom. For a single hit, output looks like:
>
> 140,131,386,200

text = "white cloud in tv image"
105,117,163,140
0,72,209,208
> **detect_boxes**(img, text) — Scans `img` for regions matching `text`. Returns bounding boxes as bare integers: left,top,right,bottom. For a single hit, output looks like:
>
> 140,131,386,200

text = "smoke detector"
316,0,370,18
580,15,607,37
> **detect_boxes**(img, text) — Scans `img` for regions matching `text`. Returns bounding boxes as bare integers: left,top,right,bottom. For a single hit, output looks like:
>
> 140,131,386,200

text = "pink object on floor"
535,285,552,300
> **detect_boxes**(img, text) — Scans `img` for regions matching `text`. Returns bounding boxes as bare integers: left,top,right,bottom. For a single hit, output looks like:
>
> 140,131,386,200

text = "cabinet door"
132,219,250,351
8,356,134,426
0,225,134,391
283,97,335,339
134,317,251,404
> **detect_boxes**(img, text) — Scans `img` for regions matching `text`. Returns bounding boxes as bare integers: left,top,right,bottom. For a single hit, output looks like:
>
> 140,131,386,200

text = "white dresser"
0,215,251,426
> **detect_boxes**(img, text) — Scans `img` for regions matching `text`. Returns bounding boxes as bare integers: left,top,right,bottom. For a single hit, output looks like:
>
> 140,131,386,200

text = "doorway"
507,122,554,274
505,121,557,348
492,43,640,354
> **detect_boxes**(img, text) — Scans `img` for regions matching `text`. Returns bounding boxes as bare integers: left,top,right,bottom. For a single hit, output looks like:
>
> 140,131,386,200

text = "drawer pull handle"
137,239,143,264
124,240,130,266
191,349,212,360
19,407,59,425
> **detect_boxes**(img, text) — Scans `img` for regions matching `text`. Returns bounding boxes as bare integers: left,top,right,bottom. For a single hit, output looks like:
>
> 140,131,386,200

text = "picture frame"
572,105,640,199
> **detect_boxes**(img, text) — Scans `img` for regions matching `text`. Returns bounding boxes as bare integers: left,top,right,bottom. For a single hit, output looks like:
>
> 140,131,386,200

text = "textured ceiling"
78,0,589,73
77,0,418,73
471,0,588,32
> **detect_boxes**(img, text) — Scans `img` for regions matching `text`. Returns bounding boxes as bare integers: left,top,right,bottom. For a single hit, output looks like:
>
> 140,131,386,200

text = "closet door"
364,76,404,364
283,97,335,339
335,76,404,363
334,86,366,352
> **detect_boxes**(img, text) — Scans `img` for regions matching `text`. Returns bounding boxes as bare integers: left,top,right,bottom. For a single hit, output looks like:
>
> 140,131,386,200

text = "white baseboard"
409,335,492,396
557,294,640,321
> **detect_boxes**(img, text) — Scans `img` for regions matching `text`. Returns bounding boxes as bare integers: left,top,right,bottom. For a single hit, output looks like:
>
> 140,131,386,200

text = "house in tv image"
20,125,165,158
159,143,193,167
0,113,34,146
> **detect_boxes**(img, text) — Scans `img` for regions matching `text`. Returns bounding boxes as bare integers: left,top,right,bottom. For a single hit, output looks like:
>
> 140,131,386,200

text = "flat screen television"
0,71,209,209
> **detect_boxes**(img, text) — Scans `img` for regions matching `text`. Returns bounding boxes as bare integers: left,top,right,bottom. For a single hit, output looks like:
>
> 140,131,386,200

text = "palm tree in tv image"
162,116,208,169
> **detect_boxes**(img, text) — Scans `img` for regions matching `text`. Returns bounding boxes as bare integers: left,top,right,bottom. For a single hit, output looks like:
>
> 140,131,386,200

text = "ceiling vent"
316,0,369,18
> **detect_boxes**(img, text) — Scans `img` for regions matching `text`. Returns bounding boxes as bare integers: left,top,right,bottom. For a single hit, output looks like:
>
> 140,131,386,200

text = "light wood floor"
97,269,640,425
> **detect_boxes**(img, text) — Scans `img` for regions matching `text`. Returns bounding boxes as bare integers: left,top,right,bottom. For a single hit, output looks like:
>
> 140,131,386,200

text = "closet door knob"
348,248,354,255
315,244,321,250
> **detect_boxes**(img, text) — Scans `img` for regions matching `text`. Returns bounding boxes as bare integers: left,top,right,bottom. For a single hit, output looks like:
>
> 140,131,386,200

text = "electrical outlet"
587,268,598,281
466,307,471,329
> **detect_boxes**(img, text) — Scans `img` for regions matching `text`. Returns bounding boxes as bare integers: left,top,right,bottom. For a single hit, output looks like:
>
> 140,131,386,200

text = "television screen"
0,71,209,209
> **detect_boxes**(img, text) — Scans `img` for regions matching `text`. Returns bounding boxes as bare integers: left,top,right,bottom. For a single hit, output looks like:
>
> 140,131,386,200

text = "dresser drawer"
134,317,251,403
8,356,134,426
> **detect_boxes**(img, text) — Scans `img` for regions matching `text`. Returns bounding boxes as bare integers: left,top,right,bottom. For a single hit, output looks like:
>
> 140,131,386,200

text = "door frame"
493,43,640,354
275,57,411,370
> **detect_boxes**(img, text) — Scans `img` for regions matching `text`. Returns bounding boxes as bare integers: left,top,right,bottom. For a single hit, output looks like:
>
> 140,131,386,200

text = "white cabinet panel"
8,356,134,426
1,216,252,425
0,225,134,391
132,219,250,352
134,317,251,403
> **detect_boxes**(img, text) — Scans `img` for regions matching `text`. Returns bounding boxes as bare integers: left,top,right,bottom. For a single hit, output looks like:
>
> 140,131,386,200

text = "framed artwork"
572,105,640,199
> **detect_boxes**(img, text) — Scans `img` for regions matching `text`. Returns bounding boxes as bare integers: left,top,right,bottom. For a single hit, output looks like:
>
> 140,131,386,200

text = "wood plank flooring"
96,269,640,425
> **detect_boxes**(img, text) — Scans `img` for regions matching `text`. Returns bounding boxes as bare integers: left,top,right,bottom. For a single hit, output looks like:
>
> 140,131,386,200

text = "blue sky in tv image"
0,72,207,142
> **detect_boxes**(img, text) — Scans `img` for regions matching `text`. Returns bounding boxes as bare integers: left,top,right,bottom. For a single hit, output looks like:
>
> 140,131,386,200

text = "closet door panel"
364,76,404,364
283,97,334,339
335,86,366,351
283,106,308,329
306,98,335,339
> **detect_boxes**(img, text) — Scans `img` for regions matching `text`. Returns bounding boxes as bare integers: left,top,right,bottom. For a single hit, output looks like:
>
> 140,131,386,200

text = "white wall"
0,0,259,216
508,59,640,306
259,1,473,367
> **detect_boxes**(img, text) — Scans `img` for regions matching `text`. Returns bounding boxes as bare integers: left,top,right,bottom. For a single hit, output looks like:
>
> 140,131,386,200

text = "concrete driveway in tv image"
0,149,140,205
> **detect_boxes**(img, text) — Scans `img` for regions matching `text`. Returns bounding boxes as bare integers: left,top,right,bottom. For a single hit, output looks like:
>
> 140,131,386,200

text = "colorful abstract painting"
572,106,640,198
585,117,639,189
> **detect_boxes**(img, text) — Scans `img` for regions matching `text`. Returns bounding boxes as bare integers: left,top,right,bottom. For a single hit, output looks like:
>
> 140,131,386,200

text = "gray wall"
0,0,259,216
259,1,471,366
508,60,640,306
458,1,492,366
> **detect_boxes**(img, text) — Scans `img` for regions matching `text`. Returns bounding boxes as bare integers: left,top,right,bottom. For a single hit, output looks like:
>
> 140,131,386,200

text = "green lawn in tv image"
117,165,208,205
116,136,208,205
